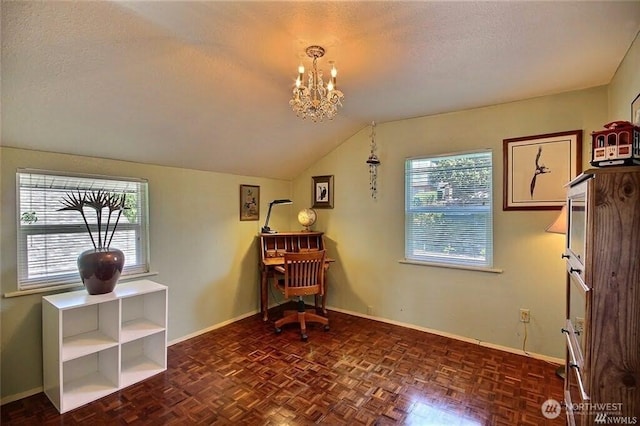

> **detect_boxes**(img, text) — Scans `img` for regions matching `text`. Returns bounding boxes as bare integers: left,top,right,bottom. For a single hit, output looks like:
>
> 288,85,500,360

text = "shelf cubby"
121,289,167,343
61,347,119,412
121,331,166,388
61,300,119,361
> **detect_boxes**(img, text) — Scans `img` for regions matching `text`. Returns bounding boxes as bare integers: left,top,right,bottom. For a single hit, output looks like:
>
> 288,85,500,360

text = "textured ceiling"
2,1,640,180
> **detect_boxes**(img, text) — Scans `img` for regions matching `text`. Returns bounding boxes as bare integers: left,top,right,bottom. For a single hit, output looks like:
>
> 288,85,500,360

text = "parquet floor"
1,307,565,425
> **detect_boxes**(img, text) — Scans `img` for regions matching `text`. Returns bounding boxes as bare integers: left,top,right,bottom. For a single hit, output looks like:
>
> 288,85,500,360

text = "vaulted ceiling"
2,1,640,180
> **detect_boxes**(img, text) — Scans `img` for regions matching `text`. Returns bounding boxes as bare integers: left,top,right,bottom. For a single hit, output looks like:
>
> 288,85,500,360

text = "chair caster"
324,325,330,332
301,333,308,342
275,327,282,334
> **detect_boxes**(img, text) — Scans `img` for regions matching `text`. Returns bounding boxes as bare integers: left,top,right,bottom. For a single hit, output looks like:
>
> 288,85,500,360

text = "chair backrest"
282,250,326,299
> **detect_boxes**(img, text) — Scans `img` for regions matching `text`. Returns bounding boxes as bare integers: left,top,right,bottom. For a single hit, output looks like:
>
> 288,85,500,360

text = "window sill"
3,271,159,298
398,259,503,274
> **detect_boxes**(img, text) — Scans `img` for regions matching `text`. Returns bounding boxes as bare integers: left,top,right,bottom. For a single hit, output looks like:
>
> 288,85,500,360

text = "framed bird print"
312,175,334,209
503,130,582,210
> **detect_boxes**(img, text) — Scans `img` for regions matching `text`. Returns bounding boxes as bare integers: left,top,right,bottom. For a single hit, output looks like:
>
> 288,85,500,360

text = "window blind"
17,169,150,290
405,151,493,267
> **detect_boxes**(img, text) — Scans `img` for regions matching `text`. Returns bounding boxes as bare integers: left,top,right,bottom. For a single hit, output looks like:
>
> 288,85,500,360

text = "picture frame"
632,93,640,126
239,184,260,221
503,130,582,211
312,175,334,209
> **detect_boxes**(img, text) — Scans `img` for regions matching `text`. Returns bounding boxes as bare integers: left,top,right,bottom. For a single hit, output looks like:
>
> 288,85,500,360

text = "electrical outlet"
367,306,374,315
519,308,530,323
575,317,585,333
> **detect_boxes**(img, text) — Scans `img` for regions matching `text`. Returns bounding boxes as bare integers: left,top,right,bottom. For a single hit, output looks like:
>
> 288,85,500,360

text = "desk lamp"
262,199,292,233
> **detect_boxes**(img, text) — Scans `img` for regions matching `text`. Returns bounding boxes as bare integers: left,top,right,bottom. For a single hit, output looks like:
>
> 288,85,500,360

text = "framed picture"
312,175,334,209
632,93,640,126
239,184,260,221
503,130,582,211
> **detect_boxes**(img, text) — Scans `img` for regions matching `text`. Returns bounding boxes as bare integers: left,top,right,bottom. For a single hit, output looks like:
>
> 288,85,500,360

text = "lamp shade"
545,206,567,234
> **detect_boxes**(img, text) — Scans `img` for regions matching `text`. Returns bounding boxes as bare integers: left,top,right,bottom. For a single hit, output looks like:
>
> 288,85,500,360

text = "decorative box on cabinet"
562,167,640,425
43,280,167,413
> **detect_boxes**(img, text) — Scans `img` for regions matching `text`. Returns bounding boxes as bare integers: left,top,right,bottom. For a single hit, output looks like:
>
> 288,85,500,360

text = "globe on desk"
297,208,317,231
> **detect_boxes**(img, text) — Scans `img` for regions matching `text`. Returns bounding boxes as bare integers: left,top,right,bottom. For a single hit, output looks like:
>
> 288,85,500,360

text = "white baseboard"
1,310,262,406
2,306,562,406
166,305,564,364
167,309,260,346
328,306,564,365
1,387,43,405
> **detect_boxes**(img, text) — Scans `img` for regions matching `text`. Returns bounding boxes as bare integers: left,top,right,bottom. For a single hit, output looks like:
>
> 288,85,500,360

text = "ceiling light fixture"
290,45,344,122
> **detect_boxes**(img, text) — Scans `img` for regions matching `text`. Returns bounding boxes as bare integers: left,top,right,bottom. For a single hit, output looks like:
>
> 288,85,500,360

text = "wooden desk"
259,232,333,321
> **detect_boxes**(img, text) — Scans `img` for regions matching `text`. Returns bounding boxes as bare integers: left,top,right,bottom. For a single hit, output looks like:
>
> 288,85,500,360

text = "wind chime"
366,121,381,199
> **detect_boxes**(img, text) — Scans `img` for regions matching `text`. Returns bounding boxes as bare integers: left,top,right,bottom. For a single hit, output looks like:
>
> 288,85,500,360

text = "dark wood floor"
2,308,565,425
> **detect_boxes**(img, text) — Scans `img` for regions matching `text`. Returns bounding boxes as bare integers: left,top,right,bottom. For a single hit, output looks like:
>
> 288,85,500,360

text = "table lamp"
545,205,568,379
545,205,567,234
262,199,292,233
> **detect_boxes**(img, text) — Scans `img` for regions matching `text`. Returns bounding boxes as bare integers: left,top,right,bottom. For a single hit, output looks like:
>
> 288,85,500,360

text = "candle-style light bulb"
331,64,337,88
297,64,304,88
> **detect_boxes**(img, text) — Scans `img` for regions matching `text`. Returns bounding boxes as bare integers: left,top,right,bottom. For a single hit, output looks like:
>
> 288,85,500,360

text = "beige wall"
609,31,640,121
292,86,609,360
0,147,292,399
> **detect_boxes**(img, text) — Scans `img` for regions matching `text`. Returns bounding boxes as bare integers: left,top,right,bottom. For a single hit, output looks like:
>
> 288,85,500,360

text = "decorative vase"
77,248,125,295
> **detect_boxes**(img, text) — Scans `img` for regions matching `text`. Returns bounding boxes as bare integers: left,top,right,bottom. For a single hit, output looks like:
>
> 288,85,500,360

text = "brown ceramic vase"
77,248,125,295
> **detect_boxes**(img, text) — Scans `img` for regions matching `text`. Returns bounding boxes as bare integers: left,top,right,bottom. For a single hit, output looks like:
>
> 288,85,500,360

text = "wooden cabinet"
563,167,640,424
42,280,167,413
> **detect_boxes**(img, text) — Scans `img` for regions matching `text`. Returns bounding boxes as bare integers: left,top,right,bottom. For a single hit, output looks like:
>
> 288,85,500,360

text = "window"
17,169,149,290
405,150,493,268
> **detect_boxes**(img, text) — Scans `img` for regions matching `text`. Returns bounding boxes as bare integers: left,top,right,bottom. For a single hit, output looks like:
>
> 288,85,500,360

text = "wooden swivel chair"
274,250,329,341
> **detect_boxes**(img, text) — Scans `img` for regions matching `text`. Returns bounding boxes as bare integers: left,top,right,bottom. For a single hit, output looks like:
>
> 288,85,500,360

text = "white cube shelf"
43,280,167,413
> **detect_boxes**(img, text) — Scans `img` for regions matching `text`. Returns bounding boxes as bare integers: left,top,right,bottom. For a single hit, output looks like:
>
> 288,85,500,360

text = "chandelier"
289,45,344,122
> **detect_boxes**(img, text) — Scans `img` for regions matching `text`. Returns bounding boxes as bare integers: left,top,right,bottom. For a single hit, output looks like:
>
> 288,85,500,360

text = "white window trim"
14,168,151,293
3,271,159,298
404,149,495,269
398,259,503,273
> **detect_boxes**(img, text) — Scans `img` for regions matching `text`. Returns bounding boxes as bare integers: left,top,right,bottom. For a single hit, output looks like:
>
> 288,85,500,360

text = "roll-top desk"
258,232,332,321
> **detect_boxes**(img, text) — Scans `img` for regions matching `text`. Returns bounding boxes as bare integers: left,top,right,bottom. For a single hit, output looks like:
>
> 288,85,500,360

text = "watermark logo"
541,399,562,419
540,399,638,423
594,412,638,424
